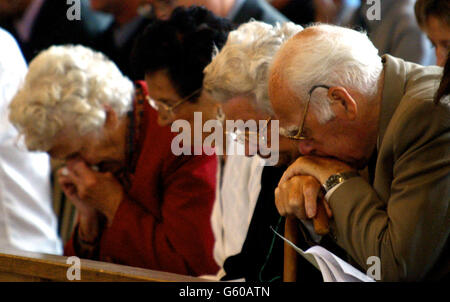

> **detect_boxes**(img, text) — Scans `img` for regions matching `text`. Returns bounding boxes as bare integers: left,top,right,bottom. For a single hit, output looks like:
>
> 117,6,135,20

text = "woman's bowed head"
9,45,133,225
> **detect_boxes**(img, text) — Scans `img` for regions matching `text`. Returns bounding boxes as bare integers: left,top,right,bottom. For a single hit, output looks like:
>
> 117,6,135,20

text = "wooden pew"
0,248,209,282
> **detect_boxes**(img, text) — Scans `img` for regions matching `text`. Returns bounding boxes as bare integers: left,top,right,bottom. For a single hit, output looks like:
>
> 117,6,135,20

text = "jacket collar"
377,54,407,150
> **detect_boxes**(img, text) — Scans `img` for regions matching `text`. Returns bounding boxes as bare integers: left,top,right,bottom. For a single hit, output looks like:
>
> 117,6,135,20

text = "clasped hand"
275,155,354,221
57,158,123,224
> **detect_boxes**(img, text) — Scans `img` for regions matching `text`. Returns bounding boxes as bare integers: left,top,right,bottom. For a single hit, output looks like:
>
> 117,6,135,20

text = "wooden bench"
0,248,209,282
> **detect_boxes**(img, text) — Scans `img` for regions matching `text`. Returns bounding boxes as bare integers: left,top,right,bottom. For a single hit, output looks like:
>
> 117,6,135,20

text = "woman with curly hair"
9,42,220,276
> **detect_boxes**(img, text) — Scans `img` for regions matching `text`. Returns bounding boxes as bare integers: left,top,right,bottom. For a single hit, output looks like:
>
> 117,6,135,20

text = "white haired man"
202,21,326,281
269,24,449,281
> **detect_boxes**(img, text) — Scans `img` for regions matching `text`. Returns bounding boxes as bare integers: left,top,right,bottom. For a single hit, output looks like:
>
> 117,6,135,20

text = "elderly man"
269,24,449,281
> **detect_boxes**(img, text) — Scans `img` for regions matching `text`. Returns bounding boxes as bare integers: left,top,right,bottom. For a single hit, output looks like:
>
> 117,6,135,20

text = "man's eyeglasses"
147,88,201,121
280,84,330,141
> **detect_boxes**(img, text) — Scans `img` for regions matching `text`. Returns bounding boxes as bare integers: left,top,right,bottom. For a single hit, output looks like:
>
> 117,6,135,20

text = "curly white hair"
9,45,134,151
203,20,303,115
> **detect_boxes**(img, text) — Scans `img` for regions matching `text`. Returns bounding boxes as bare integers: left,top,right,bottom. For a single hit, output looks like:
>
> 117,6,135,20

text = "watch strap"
322,171,360,193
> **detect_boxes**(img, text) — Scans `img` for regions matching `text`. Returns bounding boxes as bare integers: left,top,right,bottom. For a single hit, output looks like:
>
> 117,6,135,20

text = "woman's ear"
327,86,358,121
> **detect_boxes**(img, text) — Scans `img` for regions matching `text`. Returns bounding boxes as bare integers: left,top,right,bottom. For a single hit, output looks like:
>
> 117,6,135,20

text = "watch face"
324,171,359,192
329,175,339,184
326,175,343,191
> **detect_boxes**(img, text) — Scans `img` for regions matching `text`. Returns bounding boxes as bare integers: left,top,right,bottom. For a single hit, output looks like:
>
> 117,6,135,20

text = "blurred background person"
269,0,315,26
9,44,219,276
89,0,155,79
0,27,61,255
312,0,436,65
148,0,288,25
313,0,359,25
415,0,450,67
0,0,108,62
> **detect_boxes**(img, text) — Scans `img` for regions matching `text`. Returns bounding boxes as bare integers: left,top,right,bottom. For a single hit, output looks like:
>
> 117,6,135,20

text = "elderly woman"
200,21,323,282
415,0,450,66
131,8,301,280
8,44,219,276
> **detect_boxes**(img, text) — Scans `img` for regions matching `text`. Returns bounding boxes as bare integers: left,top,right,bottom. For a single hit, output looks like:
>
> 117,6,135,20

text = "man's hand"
275,175,332,220
279,155,355,186
58,158,124,225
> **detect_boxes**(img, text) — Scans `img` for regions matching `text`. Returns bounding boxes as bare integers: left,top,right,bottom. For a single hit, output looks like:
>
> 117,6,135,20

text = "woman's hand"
58,158,124,225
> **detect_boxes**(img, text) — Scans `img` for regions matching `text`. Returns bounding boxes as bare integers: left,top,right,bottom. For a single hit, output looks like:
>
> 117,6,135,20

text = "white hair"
9,45,134,151
203,20,303,115
279,23,383,123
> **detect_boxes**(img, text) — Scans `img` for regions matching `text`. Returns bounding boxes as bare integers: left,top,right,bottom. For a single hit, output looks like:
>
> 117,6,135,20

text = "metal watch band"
322,171,360,193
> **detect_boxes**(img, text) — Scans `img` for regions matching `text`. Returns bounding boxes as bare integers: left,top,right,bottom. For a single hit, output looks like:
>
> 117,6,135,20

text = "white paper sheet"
272,227,375,282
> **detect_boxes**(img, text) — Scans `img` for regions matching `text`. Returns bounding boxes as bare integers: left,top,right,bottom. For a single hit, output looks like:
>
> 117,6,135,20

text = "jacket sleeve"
94,154,219,276
328,100,450,281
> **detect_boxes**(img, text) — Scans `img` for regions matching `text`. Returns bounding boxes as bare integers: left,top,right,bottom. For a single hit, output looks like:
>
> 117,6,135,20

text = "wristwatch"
322,171,360,193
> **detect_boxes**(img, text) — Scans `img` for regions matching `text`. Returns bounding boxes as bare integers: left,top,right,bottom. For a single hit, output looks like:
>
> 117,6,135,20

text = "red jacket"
65,102,219,276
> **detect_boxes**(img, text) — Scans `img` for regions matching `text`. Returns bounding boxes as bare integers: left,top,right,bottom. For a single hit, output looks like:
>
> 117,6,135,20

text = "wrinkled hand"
57,158,124,225
58,169,97,219
279,155,355,186
275,175,332,220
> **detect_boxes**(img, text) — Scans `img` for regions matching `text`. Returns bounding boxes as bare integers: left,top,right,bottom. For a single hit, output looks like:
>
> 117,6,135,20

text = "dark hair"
435,51,450,103
414,0,450,29
131,6,234,101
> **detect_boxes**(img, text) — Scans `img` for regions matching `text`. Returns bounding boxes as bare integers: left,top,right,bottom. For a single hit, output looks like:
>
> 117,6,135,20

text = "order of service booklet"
272,227,375,282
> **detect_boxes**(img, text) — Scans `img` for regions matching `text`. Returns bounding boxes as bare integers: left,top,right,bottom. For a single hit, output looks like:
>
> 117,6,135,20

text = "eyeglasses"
280,85,330,141
229,117,272,145
215,107,272,145
147,88,201,121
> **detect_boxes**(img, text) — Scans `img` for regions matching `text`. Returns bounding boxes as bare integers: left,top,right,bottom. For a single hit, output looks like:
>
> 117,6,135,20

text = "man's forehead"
269,29,322,126
269,72,302,122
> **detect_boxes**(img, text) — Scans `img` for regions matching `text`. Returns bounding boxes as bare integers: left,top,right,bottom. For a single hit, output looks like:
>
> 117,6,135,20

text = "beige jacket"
328,55,449,281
